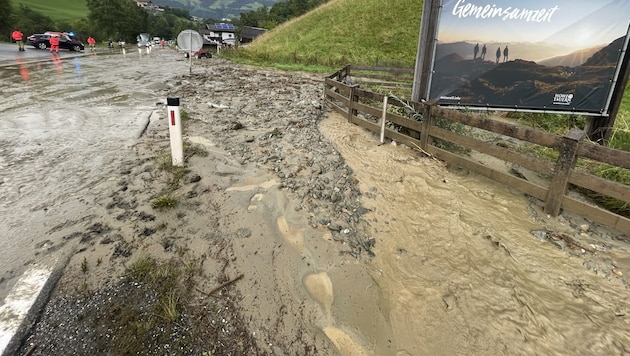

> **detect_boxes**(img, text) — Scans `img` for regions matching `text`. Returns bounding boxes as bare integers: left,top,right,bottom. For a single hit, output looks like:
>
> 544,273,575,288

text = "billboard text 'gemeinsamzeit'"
427,0,630,115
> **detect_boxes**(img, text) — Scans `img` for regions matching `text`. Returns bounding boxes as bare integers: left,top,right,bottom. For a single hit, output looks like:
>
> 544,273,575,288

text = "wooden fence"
324,65,630,236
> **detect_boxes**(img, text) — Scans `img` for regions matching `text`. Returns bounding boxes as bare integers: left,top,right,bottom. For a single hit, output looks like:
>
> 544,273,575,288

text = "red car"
184,48,211,59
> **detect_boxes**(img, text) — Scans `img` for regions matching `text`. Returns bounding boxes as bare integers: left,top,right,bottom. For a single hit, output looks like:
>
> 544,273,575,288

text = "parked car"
26,32,85,51
184,48,211,59
137,33,151,47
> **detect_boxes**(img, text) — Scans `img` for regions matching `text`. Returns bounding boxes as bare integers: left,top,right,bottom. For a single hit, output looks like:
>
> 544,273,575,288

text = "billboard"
425,0,630,116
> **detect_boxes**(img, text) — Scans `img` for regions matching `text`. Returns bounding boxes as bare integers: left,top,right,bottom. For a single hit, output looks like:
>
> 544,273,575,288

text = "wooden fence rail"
324,66,630,235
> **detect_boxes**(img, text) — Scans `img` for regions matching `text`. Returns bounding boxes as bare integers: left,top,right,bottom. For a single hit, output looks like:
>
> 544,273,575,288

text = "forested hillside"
150,0,281,19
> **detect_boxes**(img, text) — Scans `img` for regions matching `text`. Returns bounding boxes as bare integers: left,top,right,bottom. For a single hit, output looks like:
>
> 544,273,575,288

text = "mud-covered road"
0,47,187,301
2,46,630,355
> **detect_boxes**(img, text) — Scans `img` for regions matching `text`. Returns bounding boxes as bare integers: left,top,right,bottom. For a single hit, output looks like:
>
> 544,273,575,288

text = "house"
136,1,163,13
240,26,267,45
198,28,213,46
204,23,236,46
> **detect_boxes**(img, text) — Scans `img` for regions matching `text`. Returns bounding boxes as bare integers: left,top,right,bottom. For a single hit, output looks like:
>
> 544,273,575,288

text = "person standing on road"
87,36,96,51
49,35,60,53
12,29,24,51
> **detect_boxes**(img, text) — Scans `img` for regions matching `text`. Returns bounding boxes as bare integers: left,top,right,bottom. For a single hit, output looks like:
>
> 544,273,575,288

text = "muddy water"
0,50,187,300
319,115,630,355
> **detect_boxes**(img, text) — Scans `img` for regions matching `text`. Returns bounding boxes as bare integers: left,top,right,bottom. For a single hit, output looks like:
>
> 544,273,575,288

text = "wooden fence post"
347,84,359,123
544,128,586,216
420,104,434,150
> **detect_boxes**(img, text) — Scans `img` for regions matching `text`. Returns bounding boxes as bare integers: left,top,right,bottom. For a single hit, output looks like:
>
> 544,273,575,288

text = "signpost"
176,30,203,73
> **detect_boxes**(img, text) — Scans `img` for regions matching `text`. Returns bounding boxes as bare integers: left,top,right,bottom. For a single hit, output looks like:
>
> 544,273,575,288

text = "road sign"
176,30,203,52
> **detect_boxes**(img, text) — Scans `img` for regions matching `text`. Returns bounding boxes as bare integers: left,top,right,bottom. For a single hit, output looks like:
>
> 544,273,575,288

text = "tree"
148,15,171,40
0,0,12,37
241,0,329,30
87,0,148,41
12,4,56,36
240,6,270,28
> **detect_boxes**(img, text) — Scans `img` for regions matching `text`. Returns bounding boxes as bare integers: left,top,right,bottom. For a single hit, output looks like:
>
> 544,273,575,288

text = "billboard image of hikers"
428,0,630,115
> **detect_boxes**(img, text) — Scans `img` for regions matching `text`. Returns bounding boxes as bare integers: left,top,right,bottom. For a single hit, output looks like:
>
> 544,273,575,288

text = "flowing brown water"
318,114,630,355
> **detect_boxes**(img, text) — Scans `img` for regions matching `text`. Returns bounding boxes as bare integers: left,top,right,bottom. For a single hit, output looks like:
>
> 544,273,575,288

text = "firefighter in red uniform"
87,36,96,51
12,30,24,51
49,35,60,53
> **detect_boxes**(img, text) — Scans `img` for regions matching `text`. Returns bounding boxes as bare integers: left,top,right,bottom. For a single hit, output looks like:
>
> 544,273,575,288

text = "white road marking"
0,265,53,353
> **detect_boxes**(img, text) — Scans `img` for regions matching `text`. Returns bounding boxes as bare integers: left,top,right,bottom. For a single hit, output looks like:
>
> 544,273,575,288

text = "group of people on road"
11,29,97,53
473,43,509,63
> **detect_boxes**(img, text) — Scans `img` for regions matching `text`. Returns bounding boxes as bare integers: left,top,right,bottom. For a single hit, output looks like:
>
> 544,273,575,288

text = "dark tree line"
87,0,148,41
239,0,328,29
2,0,56,40
2,0,326,44
85,0,197,42
2,0,197,43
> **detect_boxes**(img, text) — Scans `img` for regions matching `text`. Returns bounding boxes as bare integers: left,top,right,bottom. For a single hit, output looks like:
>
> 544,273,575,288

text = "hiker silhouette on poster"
503,46,509,62
496,47,501,63
481,44,486,60
474,43,479,60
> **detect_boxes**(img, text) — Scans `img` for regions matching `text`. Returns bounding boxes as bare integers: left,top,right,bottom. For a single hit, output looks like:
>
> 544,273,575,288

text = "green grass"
152,194,178,209
224,0,422,68
13,0,88,22
611,87,630,151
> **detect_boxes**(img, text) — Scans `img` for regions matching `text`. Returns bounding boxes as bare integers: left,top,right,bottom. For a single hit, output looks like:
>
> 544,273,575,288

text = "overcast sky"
438,0,630,49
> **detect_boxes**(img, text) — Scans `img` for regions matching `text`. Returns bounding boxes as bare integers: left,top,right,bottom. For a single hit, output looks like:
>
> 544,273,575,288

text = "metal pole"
189,31,192,74
412,0,441,102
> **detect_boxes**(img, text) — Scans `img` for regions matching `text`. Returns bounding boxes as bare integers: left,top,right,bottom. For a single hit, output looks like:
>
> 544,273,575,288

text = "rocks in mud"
185,173,202,184
177,60,373,257
229,121,244,130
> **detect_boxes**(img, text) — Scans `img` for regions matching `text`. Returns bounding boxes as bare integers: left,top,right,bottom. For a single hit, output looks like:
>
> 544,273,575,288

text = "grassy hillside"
229,0,422,68
13,0,88,22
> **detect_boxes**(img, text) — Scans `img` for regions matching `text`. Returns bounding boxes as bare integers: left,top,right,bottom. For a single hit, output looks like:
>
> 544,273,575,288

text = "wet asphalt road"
0,42,85,63
0,43,190,301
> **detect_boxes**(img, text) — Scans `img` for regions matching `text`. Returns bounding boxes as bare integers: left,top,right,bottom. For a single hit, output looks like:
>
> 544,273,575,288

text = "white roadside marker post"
380,96,388,144
167,97,184,166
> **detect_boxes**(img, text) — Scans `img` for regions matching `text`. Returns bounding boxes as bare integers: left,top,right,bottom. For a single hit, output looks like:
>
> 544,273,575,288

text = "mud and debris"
2,51,630,355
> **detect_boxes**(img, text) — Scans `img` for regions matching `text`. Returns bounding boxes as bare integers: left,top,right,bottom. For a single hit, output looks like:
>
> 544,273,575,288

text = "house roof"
241,26,267,40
